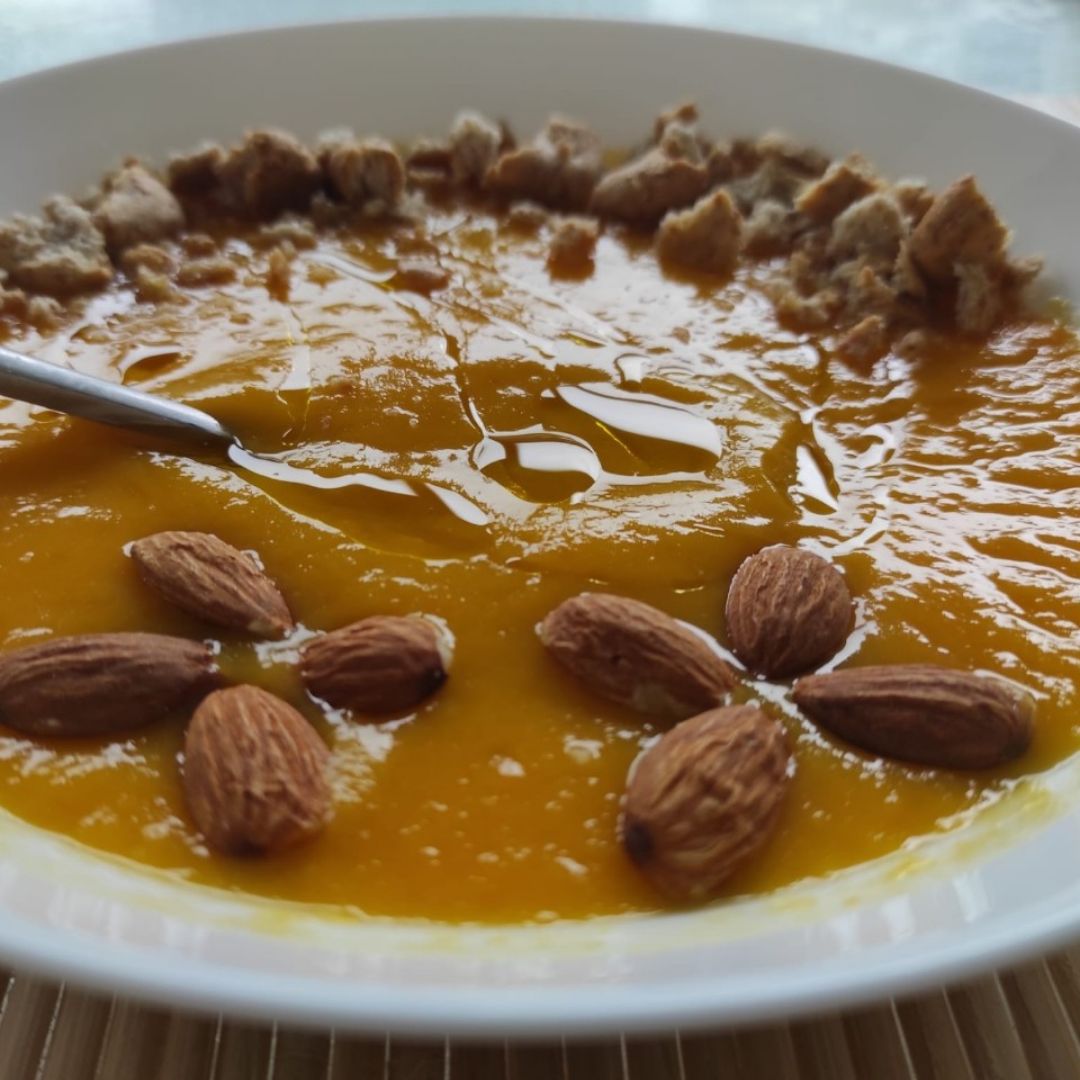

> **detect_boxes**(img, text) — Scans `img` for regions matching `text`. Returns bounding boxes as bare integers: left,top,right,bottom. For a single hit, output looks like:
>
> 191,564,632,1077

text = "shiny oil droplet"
227,444,489,526
615,353,649,385
556,382,723,459
476,429,600,503
118,347,183,384
793,444,840,513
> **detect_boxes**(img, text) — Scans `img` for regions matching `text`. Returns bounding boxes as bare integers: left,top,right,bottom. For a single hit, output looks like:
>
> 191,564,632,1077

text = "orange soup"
0,122,1077,922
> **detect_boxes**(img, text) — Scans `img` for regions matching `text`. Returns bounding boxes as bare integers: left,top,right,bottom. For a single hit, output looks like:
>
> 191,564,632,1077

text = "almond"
0,632,218,736
539,593,736,719
183,684,332,854
725,545,853,678
621,705,791,898
299,615,451,714
792,664,1034,769
130,530,293,638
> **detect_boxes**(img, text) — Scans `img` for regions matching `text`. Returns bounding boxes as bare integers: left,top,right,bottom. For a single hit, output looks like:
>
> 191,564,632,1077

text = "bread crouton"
449,111,502,185
955,260,1003,335
251,215,317,251
835,314,888,363
892,179,935,225
394,259,450,294
220,130,321,218
909,175,1008,280
167,142,225,197
657,189,742,275
94,162,184,253
486,116,603,210
728,157,809,213
266,245,293,300
795,155,879,222
175,256,237,287
828,194,905,265
653,102,699,142
320,134,405,209
590,148,708,225
0,196,112,296
548,216,600,273
120,244,174,276
132,266,177,303
773,284,843,329
743,199,801,256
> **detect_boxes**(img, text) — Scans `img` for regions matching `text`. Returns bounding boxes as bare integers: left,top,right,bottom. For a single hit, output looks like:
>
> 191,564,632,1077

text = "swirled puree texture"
0,181,1078,922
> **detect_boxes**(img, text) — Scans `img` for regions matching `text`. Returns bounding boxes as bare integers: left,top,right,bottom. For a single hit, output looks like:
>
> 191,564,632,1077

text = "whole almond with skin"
725,545,853,678
792,664,1034,769
0,632,218,736
183,685,332,855
539,593,736,719
130,531,293,638
300,615,451,714
621,705,791,898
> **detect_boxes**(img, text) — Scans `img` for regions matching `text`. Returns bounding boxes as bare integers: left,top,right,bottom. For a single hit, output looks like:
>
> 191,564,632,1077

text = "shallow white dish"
0,16,1079,1037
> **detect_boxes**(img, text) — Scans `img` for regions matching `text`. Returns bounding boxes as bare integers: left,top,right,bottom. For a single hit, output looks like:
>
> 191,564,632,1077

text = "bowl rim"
1,12,1079,1036
1,872,1079,1037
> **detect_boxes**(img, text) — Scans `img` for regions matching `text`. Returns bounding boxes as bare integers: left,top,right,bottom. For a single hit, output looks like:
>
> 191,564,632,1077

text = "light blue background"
1,0,1077,94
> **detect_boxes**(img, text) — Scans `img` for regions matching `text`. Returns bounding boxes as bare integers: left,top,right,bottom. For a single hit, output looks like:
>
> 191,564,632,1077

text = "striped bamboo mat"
0,90,1077,1080
4,946,1080,1078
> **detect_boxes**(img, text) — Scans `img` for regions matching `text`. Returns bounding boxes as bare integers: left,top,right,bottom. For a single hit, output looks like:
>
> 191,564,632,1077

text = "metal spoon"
0,343,491,527
0,343,235,447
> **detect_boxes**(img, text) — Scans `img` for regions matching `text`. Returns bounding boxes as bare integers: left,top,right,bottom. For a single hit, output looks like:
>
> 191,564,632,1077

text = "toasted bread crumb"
94,162,184,254
0,196,112,296
909,175,1009,281
167,143,225,197
505,201,548,232
320,134,405,209
0,106,1041,351
548,216,599,273
266,244,293,300
120,243,174,276
133,265,177,303
657,189,742,275
394,259,450,294
590,148,708,225
795,155,879,222
449,111,502,185
181,234,217,258
220,129,321,218
175,256,237,287
836,314,888,363
487,117,603,210
251,215,317,251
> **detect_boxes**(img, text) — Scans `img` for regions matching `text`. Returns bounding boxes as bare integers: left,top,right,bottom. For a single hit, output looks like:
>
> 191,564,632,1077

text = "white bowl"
1,16,1079,1037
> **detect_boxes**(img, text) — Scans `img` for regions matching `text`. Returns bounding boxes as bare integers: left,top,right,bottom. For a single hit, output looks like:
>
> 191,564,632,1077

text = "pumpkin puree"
0,204,1076,922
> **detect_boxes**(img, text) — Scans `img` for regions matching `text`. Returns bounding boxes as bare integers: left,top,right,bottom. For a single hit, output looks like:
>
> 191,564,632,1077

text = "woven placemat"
3,948,1080,1078
0,89,1077,1080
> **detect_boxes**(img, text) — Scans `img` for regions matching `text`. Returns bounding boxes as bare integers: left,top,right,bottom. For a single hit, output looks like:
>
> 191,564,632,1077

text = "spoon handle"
0,345,234,447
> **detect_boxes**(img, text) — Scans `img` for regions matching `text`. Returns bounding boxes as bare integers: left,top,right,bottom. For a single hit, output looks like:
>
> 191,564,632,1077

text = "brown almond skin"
539,593,736,719
130,530,293,638
183,685,332,855
793,664,1034,769
621,705,791,898
300,615,450,714
0,632,219,736
725,545,853,678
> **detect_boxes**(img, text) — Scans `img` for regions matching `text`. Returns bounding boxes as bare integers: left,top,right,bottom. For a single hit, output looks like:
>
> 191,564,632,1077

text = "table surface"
1,6,1079,1076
